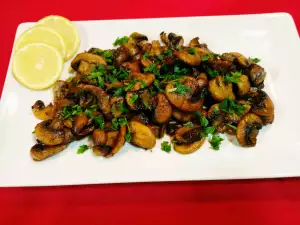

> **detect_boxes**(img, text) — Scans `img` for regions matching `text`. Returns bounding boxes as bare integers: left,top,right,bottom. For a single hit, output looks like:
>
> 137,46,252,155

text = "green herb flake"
143,64,160,77
207,68,219,78
224,71,242,83
163,49,172,56
161,141,171,153
113,36,129,46
188,48,196,55
143,51,149,59
77,145,89,154
227,124,237,131
184,122,193,128
209,135,224,150
125,132,132,142
85,109,93,118
250,57,261,63
93,115,105,130
114,87,124,96
66,76,74,82
219,98,245,116
111,118,119,130
202,126,216,137
167,81,191,95
202,55,210,61
140,80,147,88
130,93,139,104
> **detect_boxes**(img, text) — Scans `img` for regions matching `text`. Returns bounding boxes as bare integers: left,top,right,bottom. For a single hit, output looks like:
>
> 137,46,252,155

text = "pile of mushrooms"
30,32,274,161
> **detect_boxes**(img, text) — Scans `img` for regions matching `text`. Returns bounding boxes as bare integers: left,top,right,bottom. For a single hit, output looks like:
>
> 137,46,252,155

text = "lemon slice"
14,26,66,59
35,15,80,61
13,43,63,90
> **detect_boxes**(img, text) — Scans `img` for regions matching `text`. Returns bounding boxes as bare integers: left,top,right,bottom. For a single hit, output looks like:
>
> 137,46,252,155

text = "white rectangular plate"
0,13,300,187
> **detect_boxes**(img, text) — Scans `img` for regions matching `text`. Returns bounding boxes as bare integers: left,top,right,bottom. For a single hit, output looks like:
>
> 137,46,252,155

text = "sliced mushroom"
196,72,208,90
114,45,130,68
168,33,184,49
130,73,155,91
165,76,204,112
149,40,162,56
92,129,107,146
189,37,201,48
53,80,69,102
131,113,150,124
72,114,95,136
159,124,166,139
166,120,183,136
123,42,140,58
160,32,168,45
30,143,68,161
138,40,152,53
221,52,251,68
174,126,202,144
32,100,54,120
173,50,201,66
71,52,107,72
35,119,65,145
82,85,112,119
236,75,250,96
148,124,160,138
126,89,152,111
153,93,172,124
236,113,263,147
121,61,140,73
77,60,95,75
249,64,266,88
106,125,126,157
212,60,233,73
129,121,156,149
208,76,235,102
248,90,274,125
173,136,205,154
172,107,196,122
129,32,148,44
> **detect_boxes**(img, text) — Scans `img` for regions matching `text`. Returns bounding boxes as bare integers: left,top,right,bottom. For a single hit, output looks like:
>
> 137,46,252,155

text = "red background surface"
1,0,300,224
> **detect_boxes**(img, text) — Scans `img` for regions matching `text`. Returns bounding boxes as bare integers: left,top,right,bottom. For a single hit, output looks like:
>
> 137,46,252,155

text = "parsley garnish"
113,36,129,46
129,93,139,104
77,145,89,154
125,80,137,91
66,76,75,82
153,79,163,92
93,115,105,130
207,68,219,78
250,57,261,63
224,71,242,83
184,121,193,127
111,118,119,130
188,48,196,55
163,49,172,56
144,64,160,76
140,80,147,88
62,105,83,120
202,55,210,61
113,87,124,96
161,141,171,153
227,124,237,131
167,81,191,95
219,98,245,117
143,51,149,59
202,126,216,137
209,135,224,150
125,132,132,142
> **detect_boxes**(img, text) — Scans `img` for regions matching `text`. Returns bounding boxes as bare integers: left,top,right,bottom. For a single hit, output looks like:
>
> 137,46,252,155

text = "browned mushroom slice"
173,136,205,154
131,113,150,125
93,145,112,156
82,85,112,119
63,119,73,129
153,93,172,124
106,125,127,157
236,75,250,96
77,60,95,75
35,119,65,145
196,72,208,90
149,40,162,56
138,40,152,53
106,131,119,147
165,76,204,112
32,100,54,120
237,113,263,147
172,107,197,122
168,33,184,49
249,64,266,88
123,42,140,58
189,37,201,48
30,143,68,161
110,96,126,118
92,129,107,146
148,124,160,138
159,124,166,139
129,32,148,44
208,76,235,102
129,121,156,149
173,50,201,66
160,32,168,45
71,52,107,71
248,90,274,125
221,52,251,68
114,45,130,68
212,59,233,73
72,114,95,136
53,80,69,102
174,126,202,144
126,89,152,111
130,73,155,91
121,61,140,73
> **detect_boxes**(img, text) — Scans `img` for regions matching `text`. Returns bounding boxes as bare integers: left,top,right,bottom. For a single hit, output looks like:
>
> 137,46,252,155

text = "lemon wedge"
12,43,63,90
14,26,66,59
35,15,80,61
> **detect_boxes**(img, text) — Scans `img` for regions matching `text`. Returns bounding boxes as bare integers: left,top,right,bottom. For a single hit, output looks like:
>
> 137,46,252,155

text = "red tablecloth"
1,0,300,224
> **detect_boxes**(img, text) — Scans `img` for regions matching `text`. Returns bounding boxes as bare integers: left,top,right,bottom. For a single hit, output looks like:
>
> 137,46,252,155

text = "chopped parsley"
140,80,147,88
202,126,216,137
163,49,172,56
219,98,245,116
113,87,125,96
62,105,83,120
125,80,137,91
227,124,237,131
167,81,191,95
111,118,119,130
77,145,89,154
209,134,224,150
153,79,163,92
113,36,129,46
250,57,261,63
207,68,219,78
224,71,242,83
129,93,139,104
125,132,132,142
202,55,210,61
188,48,196,55
93,115,105,130
161,141,171,153
143,64,160,76
184,121,193,127
143,51,149,59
